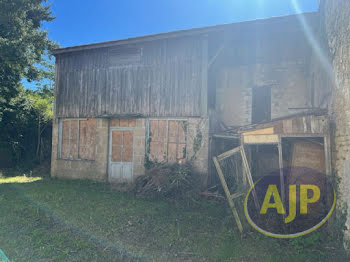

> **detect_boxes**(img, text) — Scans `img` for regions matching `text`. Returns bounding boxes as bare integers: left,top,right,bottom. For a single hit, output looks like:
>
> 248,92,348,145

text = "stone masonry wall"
51,117,208,185
186,117,209,187
216,62,311,127
322,0,350,242
132,118,146,178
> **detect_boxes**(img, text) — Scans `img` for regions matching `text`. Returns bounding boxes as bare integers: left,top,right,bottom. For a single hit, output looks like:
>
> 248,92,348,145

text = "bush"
133,162,200,199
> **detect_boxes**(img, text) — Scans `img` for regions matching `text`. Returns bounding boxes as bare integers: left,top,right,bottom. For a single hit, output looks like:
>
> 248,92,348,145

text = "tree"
28,59,54,160
27,88,53,158
0,0,57,120
0,0,56,168
0,79,54,166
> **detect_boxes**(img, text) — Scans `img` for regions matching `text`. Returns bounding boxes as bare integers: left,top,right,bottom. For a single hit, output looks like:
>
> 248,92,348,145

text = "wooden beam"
243,134,279,144
242,127,275,136
213,156,243,233
324,134,332,176
200,35,208,117
277,137,285,208
240,146,260,211
230,192,245,199
217,146,241,162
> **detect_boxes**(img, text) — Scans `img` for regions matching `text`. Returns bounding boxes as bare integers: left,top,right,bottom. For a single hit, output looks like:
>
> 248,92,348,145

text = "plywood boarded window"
79,119,97,160
148,120,187,163
59,119,97,160
110,118,136,127
111,130,133,162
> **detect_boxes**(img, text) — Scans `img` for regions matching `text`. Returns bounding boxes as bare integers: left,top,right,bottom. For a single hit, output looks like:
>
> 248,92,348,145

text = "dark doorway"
252,86,271,124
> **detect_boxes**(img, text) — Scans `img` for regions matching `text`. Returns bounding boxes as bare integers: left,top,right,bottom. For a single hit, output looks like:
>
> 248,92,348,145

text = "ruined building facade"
51,2,350,239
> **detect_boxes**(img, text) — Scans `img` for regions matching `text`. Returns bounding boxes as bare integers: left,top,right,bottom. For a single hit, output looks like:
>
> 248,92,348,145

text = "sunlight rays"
0,176,42,184
291,0,334,80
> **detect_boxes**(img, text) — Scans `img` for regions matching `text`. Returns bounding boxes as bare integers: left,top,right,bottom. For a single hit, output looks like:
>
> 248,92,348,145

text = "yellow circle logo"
244,167,336,238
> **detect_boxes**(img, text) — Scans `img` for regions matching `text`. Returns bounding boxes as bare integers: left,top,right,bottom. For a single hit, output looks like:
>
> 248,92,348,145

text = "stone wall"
132,118,146,178
321,0,350,241
186,117,209,186
213,21,328,127
216,61,312,127
51,117,209,185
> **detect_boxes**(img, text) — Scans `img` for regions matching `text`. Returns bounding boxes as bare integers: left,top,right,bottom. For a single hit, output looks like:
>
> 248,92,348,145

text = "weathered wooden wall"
55,36,206,118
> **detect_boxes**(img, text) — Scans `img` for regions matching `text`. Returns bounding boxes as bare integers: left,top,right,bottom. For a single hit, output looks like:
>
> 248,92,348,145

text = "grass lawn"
0,177,347,262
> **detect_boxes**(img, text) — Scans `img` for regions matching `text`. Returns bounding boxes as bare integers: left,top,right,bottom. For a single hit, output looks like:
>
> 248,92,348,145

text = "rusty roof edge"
221,109,328,134
240,110,328,132
52,11,318,55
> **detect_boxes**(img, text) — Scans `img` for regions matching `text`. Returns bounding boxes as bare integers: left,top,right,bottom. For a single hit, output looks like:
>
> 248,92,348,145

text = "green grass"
0,178,347,261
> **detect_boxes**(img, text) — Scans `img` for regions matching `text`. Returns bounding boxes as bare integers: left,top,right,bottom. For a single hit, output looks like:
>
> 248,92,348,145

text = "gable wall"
213,19,322,127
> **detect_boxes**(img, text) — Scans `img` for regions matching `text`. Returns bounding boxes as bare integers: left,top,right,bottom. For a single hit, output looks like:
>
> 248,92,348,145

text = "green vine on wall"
190,129,202,162
145,120,203,168
144,136,159,170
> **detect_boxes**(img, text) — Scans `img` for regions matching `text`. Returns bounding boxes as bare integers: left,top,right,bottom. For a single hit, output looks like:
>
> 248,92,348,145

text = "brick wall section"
322,0,350,241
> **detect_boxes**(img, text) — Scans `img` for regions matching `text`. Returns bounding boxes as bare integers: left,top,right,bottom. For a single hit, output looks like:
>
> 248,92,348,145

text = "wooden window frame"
146,118,187,163
58,118,96,161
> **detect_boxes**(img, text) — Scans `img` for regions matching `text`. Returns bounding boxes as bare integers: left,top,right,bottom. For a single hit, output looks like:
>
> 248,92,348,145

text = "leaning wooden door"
108,128,134,182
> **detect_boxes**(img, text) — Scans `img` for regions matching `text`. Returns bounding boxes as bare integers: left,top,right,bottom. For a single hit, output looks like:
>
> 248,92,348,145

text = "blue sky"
25,0,318,89
45,0,319,48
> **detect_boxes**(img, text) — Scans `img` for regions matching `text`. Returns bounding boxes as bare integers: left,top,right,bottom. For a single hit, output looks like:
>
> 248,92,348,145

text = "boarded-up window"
59,119,97,160
61,120,78,159
148,119,187,163
110,118,136,127
79,119,97,160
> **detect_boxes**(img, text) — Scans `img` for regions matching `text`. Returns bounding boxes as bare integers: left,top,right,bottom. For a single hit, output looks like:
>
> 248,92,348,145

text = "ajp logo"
244,167,336,238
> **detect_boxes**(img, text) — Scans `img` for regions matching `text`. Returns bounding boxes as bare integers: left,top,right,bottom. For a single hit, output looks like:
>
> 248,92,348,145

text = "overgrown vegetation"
0,178,347,261
190,129,202,161
0,85,54,168
0,0,57,169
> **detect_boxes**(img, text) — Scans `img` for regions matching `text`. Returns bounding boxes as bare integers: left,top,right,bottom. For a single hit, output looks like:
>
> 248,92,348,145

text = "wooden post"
213,156,243,233
240,145,260,211
324,134,331,176
277,137,285,208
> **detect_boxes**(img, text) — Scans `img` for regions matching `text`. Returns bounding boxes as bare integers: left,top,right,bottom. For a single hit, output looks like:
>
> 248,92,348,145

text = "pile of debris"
134,163,200,199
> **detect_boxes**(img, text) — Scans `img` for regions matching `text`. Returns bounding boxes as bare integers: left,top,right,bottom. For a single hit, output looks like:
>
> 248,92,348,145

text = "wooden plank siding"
55,36,207,118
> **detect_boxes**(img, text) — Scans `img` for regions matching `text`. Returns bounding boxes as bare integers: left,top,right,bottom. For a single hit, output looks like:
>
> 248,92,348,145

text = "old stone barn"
52,0,350,238
51,11,330,184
